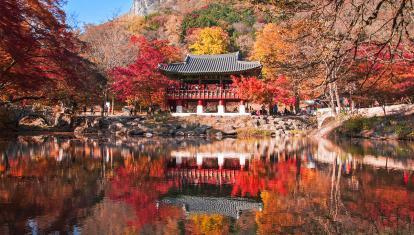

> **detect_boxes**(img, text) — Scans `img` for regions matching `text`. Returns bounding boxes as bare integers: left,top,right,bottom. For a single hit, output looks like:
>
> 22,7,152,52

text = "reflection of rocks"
17,135,49,144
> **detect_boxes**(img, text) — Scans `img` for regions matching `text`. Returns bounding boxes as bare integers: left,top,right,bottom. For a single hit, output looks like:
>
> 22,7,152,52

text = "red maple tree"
232,75,295,107
0,0,93,104
353,43,414,104
111,36,180,108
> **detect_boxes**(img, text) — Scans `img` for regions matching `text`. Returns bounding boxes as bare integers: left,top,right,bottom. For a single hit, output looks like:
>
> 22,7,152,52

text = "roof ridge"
187,52,240,59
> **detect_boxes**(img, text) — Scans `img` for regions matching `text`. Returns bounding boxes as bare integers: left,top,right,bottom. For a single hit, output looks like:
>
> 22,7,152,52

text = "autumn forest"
1,0,413,113
1,1,414,234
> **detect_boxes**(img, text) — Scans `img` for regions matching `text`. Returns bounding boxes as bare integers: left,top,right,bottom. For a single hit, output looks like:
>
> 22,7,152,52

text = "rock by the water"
109,122,124,132
68,114,314,137
128,128,144,136
54,113,72,129
221,126,237,135
19,116,48,129
215,131,223,139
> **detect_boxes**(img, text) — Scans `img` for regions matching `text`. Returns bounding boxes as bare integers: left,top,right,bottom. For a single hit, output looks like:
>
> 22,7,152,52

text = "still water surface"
0,135,414,234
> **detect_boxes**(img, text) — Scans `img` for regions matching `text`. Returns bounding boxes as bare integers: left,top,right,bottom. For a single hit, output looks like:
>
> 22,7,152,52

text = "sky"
63,0,133,27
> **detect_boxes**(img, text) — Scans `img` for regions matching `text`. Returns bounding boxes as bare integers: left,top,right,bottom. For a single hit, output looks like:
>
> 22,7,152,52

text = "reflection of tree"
254,161,331,234
187,214,230,235
232,159,297,197
335,138,414,160
344,179,414,232
0,153,103,234
1,135,414,233
316,138,414,233
108,157,183,233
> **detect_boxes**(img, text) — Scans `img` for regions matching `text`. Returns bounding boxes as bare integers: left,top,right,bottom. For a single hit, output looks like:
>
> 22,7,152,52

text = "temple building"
159,52,262,116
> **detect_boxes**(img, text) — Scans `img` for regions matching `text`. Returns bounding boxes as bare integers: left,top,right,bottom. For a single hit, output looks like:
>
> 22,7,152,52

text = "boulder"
137,124,150,132
91,117,110,129
261,124,273,130
128,128,144,136
109,122,124,132
115,127,128,136
186,131,196,136
175,131,185,136
126,121,140,127
221,126,237,135
19,116,48,128
154,127,170,136
194,126,209,135
215,131,223,139
74,126,86,134
275,125,284,130
54,113,72,129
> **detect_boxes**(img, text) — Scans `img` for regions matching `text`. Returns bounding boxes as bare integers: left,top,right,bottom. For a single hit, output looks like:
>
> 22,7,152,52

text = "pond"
0,135,414,234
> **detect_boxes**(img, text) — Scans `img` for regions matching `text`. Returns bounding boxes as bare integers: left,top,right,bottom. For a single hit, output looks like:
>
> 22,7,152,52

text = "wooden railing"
167,89,240,100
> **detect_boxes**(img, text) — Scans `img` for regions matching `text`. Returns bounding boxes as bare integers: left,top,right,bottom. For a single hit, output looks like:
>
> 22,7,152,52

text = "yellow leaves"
122,15,146,34
252,23,294,79
189,214,229,235
188,27,229,55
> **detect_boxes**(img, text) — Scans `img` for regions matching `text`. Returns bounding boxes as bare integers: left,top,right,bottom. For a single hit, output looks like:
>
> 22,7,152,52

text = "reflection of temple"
171,151,250,169
161,196,262,219
168,150,251,185
165,146,263,219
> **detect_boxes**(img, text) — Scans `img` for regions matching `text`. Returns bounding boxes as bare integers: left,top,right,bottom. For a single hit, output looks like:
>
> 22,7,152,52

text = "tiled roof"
159,52,262,75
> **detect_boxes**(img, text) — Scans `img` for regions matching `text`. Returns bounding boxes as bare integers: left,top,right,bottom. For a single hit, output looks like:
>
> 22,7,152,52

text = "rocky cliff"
131,0,168,16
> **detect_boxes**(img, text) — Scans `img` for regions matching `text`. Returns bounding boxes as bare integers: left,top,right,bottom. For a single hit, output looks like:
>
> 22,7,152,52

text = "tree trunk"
334,82,341,113
329,83,336,115
101,90,107,117
294,90,300,114
111,96,115,115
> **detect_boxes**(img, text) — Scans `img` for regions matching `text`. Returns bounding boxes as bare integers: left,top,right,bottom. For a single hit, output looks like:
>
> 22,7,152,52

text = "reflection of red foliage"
232,173,265,197
347,188,414,229
108,158,179,231
4,157,54,177
232,159,297,197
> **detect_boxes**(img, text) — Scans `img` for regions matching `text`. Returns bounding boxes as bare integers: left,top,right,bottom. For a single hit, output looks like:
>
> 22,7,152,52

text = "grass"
336,114,414,140
237,128,273,138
